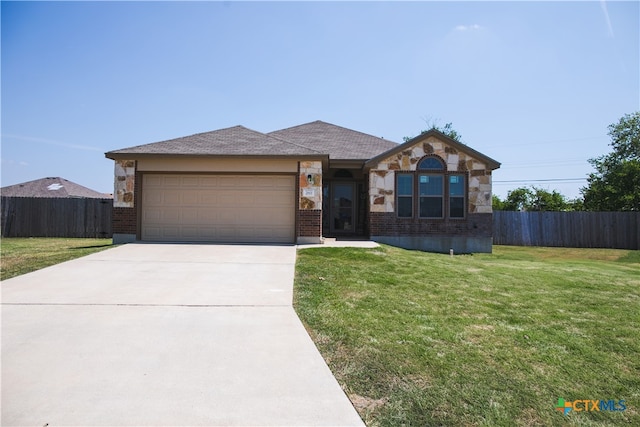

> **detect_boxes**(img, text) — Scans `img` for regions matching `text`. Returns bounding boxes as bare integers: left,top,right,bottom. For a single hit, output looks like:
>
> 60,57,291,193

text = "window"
419,175,443,218
397,174,413,217
394,156,466,219
418,157,445,171
449,175,465,218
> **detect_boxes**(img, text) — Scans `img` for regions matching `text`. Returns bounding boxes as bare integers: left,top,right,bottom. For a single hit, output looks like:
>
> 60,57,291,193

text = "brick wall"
369,212,492,238
112,207,137,234
298,209,322,237
112,170,141,236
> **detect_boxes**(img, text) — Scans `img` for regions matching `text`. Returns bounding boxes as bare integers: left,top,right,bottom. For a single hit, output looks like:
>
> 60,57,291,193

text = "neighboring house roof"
105,125,324,159
268,120,399,160
364,129,501,170
0,177,112,199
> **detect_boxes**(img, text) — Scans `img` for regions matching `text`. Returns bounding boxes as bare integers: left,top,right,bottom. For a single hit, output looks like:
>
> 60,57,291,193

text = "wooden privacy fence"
493,211,639,249
1,197,112,238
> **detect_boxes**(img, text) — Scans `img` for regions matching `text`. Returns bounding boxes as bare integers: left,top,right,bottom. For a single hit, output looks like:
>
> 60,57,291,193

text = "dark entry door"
331,182,355,233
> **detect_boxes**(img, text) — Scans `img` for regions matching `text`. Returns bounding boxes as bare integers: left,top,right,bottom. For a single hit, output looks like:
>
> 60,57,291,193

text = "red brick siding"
112,169,141,236
298,209,322,237
112,207,137,234
369,212,492,237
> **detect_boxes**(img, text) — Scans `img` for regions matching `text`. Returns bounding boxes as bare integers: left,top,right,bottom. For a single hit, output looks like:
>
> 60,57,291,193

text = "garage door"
141,174,295,243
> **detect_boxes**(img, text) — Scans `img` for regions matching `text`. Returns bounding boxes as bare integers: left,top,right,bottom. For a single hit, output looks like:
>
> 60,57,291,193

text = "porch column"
297,161,323,244
112,160,137,244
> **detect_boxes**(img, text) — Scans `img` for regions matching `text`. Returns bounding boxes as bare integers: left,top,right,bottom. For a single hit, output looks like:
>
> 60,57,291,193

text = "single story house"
105,121,500,253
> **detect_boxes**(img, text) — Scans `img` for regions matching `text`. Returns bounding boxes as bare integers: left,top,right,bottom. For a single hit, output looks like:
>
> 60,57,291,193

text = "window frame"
396,173,414,218
394,155,468,220
448,174,466,219
418,173,444,219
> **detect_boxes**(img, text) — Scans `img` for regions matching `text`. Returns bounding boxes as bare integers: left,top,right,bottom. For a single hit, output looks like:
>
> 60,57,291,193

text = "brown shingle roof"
268,121,399,160
105,121,399,161
105,125,323,159
0,177,112,199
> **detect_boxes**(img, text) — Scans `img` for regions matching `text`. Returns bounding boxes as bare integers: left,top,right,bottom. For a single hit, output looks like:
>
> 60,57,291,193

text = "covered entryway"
330,182,356,234
323,168,368,237
141,174,295,243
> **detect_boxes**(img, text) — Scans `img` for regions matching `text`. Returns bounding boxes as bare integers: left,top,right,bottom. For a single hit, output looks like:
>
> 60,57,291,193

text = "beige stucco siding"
137,158,299,173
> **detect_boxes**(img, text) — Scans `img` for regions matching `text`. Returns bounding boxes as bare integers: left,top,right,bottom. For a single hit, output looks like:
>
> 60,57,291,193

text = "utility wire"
482,136,604,150
500,162,588,170
493,178,587,184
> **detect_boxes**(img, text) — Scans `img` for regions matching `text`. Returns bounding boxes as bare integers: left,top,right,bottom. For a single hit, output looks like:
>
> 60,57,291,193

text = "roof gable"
0,177,111,199
106,125,324,159
365,129,500,170
268,120,399,160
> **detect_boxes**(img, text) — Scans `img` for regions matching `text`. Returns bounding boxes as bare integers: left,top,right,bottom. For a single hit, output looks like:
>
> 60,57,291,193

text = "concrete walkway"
297,238,380,250
1,244,364,426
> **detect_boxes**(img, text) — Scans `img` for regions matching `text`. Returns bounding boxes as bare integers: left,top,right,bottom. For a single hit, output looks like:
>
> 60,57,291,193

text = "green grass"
294,245,640,426
1,237,114,280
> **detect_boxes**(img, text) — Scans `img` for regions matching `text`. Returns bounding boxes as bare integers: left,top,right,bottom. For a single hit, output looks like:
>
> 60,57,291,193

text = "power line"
500,158,589,169
482,136,604,150
500,161,588,170
493,178,587,184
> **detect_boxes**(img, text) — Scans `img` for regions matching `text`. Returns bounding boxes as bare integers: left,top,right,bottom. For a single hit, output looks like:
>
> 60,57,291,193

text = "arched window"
418,157,445,171
396,156,466,219
417,156,445,218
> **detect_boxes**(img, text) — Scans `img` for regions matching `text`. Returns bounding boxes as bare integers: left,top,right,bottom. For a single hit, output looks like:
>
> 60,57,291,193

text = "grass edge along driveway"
1,238,114,280
294,245,640,426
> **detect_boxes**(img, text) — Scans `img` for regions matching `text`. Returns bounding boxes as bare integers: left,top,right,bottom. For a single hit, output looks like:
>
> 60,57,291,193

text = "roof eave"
105,152,328,161
328,158,368,169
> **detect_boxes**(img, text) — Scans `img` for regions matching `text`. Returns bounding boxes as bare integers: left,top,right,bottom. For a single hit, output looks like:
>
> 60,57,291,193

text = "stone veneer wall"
368,136,494,253
298,161,322,210
112,161,137,242
297,161,323,243
114,160,136,208
369,136,492,214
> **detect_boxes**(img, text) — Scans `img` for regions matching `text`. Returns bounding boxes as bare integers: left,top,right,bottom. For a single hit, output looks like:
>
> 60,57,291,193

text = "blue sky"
2,1,638,199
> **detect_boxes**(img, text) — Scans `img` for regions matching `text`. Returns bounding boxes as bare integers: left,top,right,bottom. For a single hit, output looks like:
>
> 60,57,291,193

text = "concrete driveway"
1,243,364,426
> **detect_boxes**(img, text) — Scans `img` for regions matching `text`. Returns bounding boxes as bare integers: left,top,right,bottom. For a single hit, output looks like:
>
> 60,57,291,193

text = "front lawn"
0,238,114,280
294,245,640,426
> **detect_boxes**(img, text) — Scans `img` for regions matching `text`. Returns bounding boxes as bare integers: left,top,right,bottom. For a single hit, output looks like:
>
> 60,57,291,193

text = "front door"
330,182,355,233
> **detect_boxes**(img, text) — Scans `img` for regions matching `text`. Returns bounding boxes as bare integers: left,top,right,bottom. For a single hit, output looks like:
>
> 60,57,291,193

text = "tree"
582,112,640,211
566,198,584,211
492,195,506,211
403,119,463,143
493,186,577,211
501,187,532,211
435,122,463,142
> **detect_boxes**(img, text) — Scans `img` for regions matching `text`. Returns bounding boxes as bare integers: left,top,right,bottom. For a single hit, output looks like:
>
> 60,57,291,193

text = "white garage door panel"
142,174,295,243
